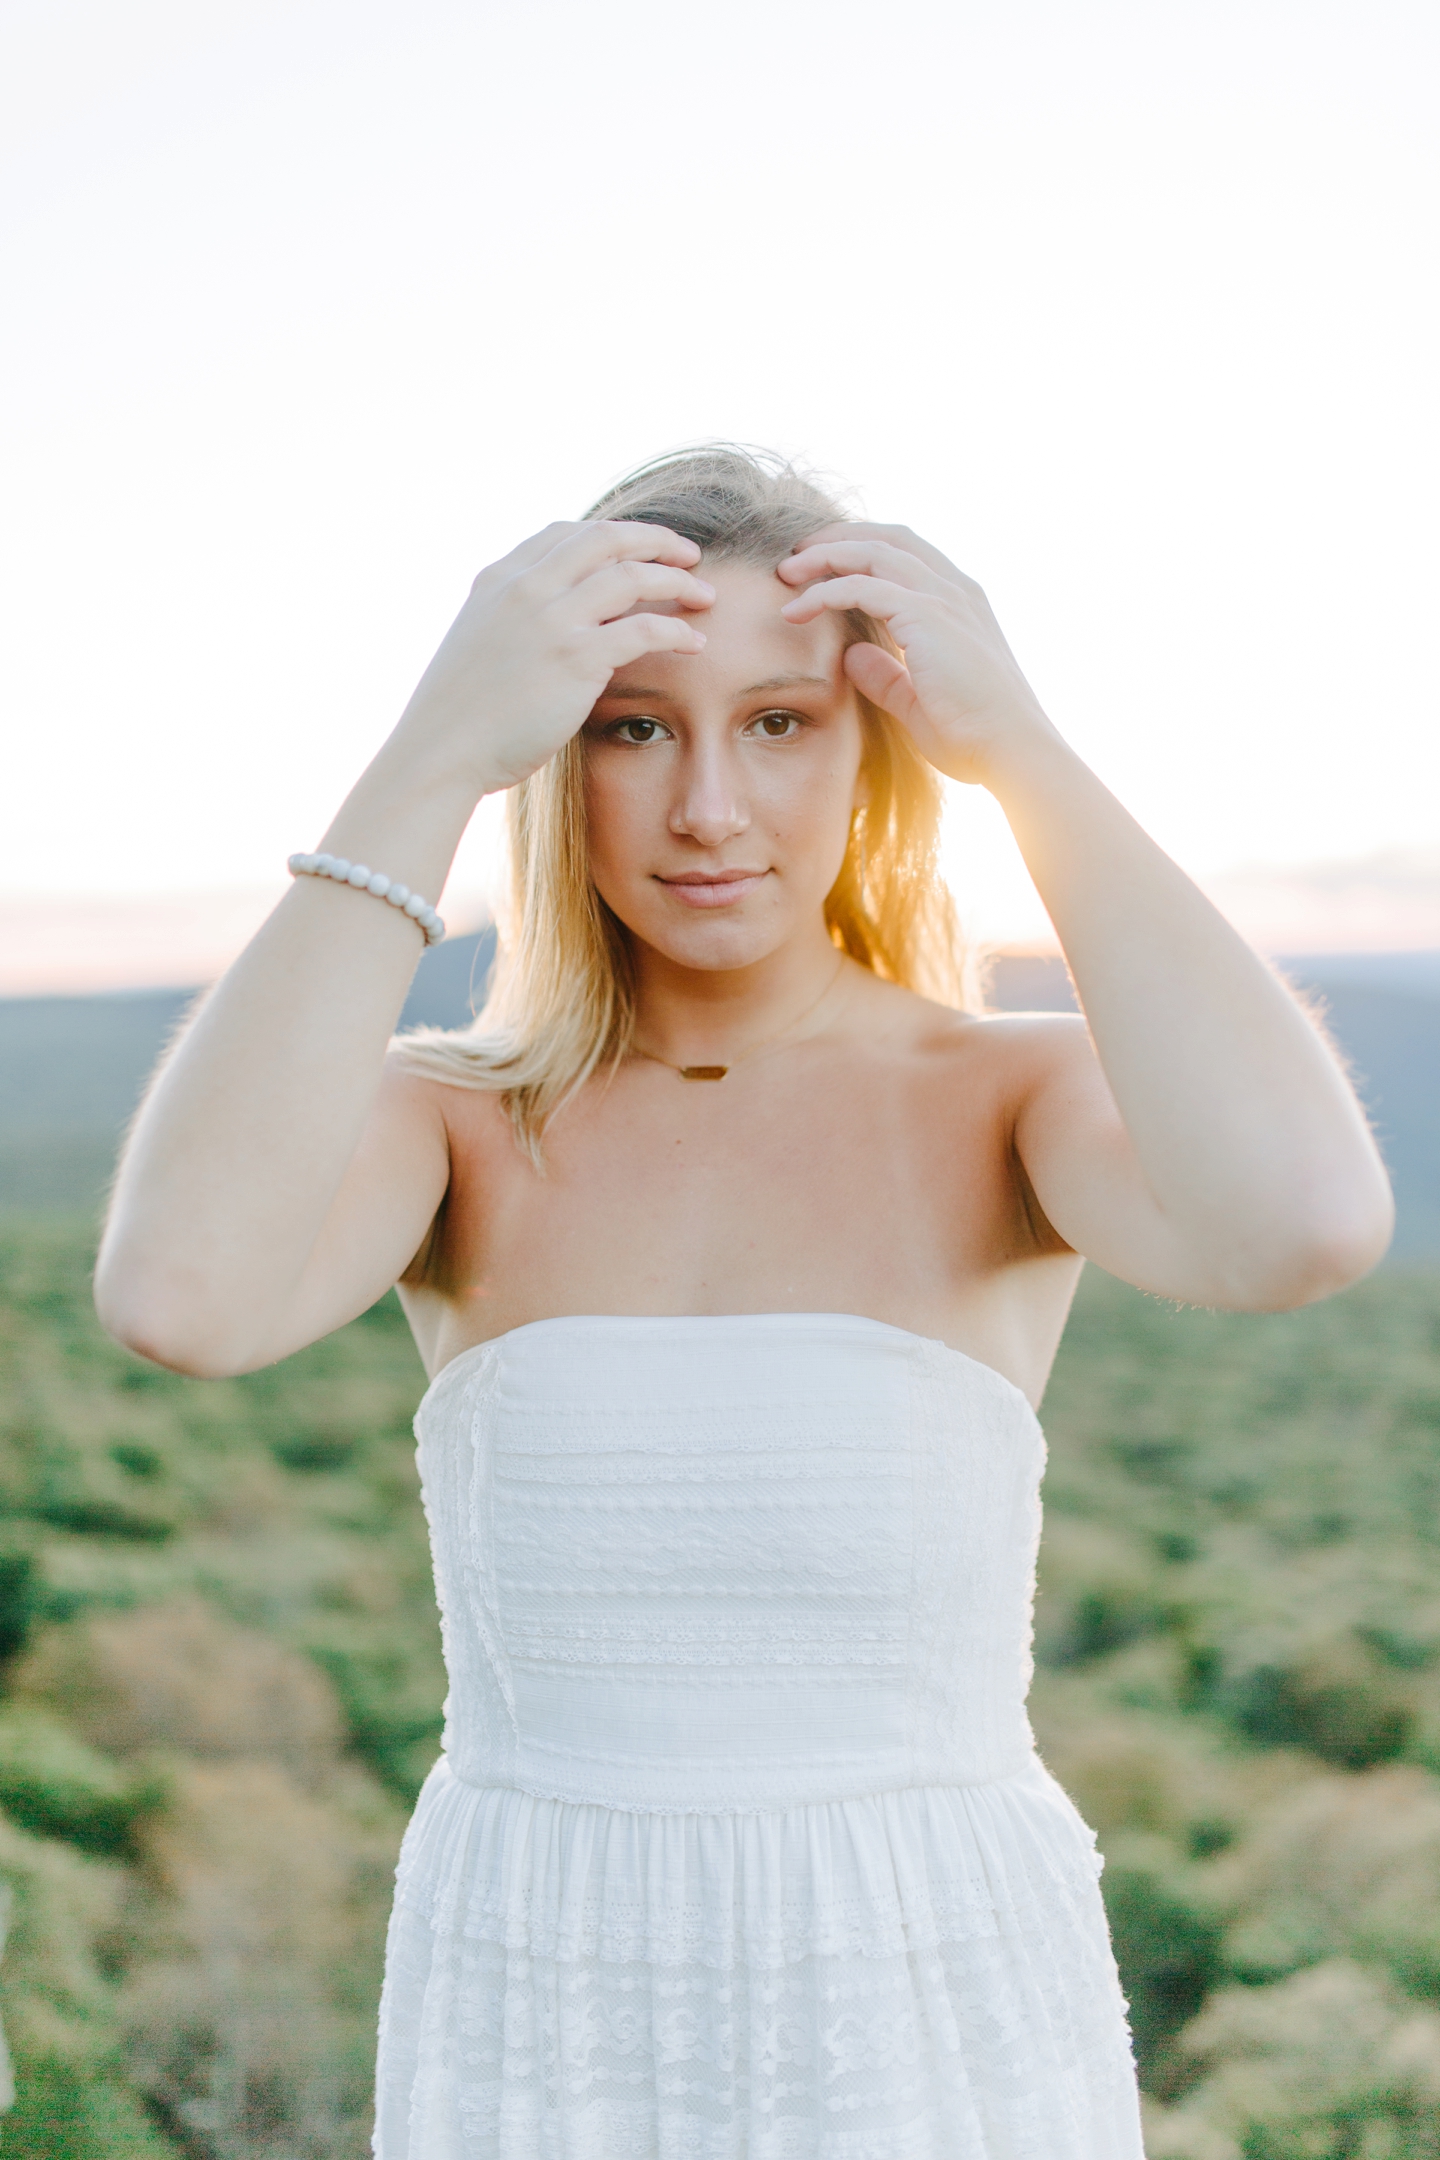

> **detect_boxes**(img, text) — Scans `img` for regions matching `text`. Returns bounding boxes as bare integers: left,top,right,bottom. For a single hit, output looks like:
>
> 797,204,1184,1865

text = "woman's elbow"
1314,1184,1395,1294
1233,1180,1396,1312
93,1256,249,1380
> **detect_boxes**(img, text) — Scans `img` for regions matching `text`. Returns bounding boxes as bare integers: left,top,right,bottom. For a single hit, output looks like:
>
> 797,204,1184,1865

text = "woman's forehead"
606,558,848,697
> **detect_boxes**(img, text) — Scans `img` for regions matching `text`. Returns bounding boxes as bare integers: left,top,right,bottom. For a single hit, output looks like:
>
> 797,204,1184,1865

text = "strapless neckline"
417,1310,1038,1419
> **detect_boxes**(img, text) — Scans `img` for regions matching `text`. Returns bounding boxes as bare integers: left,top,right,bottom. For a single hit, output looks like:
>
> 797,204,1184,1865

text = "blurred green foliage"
1102,1854,1226,2065
1031,1268,1440,2148
1,1222,1440,2155
0,1219,434,2158
0,1709,166,1857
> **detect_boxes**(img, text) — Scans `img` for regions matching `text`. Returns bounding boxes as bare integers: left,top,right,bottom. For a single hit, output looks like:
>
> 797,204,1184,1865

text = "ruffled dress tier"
373,1313,1144,2159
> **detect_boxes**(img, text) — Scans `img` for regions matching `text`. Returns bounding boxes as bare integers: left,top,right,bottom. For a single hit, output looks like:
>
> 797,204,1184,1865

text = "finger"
470,521,586,590
789,521,969,586
592,612,707,671
573,559,715,625
779,574,915,623
788,521,851,549
528,519,702,597
506,520,587,570
844,642,916,717
777,540,947,596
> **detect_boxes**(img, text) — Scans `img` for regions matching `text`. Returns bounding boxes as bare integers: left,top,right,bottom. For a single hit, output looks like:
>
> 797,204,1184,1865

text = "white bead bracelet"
287,853,446,945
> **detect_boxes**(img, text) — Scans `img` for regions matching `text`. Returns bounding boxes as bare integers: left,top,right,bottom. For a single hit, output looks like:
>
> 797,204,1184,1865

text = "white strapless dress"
372,1314,1144,2158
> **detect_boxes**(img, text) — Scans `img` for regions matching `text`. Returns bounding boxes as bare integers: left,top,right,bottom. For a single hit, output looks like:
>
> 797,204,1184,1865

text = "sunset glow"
3,0,1436,990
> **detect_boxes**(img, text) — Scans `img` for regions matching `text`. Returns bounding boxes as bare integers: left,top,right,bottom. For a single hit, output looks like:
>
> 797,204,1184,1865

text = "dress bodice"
413,1312,1047,1812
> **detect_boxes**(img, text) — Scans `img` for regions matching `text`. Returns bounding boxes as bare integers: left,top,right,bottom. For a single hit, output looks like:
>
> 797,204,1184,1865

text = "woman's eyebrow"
741,674,832,696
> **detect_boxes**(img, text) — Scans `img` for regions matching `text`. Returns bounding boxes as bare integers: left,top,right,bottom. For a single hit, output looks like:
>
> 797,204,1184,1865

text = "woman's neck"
629,924,849,1069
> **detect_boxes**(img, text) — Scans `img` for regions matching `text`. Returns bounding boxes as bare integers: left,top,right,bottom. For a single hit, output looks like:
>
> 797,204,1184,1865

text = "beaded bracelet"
287,853,446,945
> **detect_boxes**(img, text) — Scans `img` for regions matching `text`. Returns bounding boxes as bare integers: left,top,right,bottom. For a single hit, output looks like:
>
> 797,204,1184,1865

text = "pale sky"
2,0,1437,973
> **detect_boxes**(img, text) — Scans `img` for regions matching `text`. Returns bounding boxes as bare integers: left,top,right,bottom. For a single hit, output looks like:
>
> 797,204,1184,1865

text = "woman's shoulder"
379,1040,517,1156
849,970,1088,1077
848,978,1101,1164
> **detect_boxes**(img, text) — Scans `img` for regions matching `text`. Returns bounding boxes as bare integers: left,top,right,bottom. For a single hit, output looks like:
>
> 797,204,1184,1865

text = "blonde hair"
395,444,975,1157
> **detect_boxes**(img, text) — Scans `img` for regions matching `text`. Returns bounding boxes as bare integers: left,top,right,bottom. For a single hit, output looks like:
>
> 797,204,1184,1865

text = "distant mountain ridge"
3,939,1438,1257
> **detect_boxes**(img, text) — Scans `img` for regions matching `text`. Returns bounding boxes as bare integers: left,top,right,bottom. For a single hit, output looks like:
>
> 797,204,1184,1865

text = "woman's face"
584,558,866,975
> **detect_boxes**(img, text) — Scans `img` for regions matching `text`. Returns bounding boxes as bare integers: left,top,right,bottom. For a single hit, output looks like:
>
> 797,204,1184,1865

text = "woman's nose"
669,742,750,847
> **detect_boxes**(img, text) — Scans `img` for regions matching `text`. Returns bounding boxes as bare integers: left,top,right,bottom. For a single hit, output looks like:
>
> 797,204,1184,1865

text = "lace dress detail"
373,1313,1143,2158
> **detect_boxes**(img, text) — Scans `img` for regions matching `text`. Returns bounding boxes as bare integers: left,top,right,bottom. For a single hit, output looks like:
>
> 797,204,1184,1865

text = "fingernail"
695,580,716,596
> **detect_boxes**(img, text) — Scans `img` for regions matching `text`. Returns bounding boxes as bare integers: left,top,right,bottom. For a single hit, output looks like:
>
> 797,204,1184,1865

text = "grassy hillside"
1031,1272,1440,2154
0,1222,434,2158
1,1226,1440,2154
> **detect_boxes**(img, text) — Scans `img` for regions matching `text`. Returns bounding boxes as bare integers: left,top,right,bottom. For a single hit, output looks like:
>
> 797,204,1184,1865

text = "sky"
2,0,1437,984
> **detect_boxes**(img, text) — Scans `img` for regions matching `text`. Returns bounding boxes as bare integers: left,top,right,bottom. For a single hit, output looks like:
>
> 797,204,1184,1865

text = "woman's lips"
655,871,770,909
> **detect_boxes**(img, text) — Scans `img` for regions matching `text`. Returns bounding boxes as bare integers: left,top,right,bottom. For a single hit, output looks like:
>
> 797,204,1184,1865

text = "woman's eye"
610,716,670,744
748,710,803,740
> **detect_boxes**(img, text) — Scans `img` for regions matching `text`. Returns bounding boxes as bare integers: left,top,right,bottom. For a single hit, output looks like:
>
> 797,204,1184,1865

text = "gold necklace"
634,956,847,1081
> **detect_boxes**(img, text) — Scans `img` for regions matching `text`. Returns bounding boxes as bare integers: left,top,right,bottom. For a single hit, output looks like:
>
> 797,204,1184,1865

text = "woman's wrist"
379,702,516,806
970,709,1082,809
311,727,494,910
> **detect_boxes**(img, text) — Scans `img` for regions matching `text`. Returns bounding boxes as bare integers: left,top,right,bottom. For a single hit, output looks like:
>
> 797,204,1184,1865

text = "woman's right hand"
397,520,715,794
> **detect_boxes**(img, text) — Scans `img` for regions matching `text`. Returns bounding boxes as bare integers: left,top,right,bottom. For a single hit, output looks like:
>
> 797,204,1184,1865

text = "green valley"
1,1223,1439,2156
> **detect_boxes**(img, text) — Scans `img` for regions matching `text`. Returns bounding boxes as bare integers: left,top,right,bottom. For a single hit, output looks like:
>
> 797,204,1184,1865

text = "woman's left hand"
777,524,1059,787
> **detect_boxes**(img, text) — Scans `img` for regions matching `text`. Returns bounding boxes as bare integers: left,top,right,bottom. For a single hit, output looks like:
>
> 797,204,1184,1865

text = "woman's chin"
617,907,797,977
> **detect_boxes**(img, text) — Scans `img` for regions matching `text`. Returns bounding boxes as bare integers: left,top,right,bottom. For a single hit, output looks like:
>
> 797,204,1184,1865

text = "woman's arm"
778,530,1394,1309
95,521,715,1376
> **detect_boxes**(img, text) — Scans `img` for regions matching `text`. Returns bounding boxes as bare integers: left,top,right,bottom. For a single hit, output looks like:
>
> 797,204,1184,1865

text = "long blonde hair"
395,444,975,1156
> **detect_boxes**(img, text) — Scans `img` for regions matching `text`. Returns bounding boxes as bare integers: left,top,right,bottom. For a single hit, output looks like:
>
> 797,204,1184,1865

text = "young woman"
96,446,1392,2157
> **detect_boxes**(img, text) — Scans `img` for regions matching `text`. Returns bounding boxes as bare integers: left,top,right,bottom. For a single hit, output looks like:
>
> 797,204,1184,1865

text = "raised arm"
778,529,1394,1309
95,522,715,1375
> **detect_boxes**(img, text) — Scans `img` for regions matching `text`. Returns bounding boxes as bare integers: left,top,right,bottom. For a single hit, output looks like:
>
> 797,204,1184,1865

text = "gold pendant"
678,1065,728,1082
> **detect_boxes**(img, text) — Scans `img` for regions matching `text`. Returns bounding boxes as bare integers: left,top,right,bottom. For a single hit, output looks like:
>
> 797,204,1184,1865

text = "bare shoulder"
849,972,1093,1094
377,1046,465,1121
380,1047,512,1140
843,979,1099,1262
